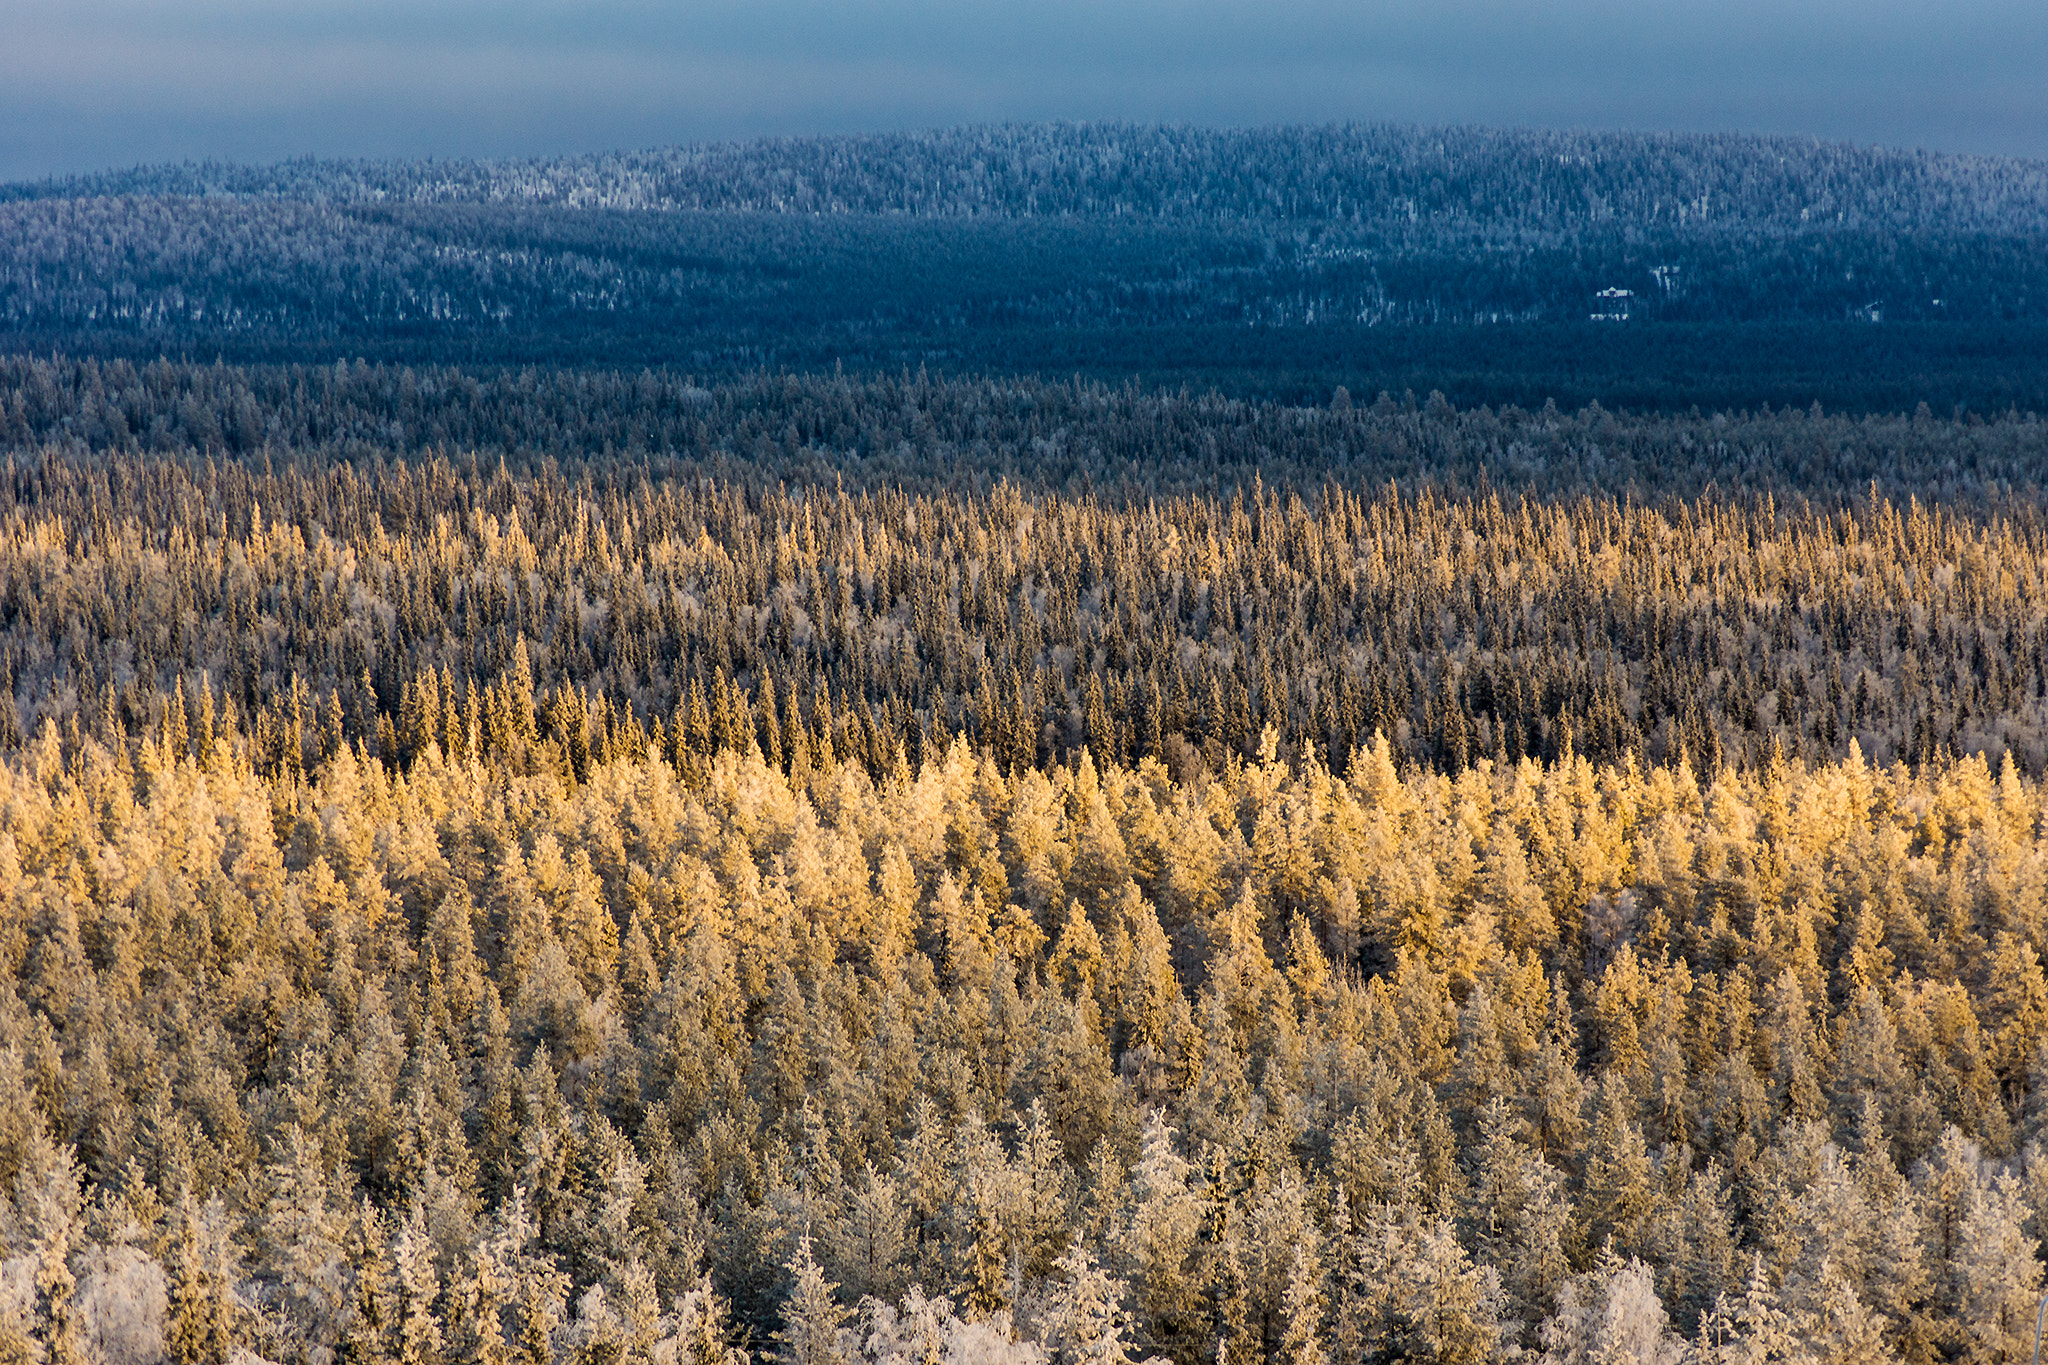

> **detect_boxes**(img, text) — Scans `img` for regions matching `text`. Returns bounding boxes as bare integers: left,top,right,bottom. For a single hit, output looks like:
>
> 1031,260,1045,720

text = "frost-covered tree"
1539,1253,1685,1365
1035,1245,1131,1365
774,1240,850,1365
167,1191,246,1365
1112,1115,1200,1361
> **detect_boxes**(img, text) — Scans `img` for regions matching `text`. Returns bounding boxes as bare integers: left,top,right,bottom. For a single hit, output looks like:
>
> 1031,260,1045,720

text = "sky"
3,0,2045,182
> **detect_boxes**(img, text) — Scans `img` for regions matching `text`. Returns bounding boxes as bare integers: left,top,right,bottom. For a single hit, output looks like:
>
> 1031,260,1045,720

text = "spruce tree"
773,1239,848,1365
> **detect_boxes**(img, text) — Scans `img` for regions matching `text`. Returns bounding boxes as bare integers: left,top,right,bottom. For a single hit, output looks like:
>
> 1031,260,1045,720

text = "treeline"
5,718,2048,1365
3,356,2044,497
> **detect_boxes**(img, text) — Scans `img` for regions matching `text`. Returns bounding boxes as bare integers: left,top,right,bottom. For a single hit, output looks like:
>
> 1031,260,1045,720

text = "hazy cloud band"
2,0,2043,180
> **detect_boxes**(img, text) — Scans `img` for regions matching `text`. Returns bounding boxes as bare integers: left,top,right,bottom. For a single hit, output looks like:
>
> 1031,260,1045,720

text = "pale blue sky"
3,0,2044,181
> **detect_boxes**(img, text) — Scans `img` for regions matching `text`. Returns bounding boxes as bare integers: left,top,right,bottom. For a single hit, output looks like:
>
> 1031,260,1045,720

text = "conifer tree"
774,1239,848,1365
393,1206,444,1365
260,1126,351,1364
1694,1255,1811,1365
826,1167,908,1306
1539,1253,1685,1365
1577,1073,1664,1261
1038,1244,1134,1365
1115,1112,1201,1361
1956,1172,2041,1365
1274,1246,1323,1365
671,1271,748,1365
1803,1259,1887,1365
17,1134,83,1365
166,1189,243,1365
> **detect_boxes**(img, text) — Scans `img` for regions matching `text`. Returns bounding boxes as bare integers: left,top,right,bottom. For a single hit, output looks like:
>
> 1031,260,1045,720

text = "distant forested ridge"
4,124,2047,409
16,124,2048,237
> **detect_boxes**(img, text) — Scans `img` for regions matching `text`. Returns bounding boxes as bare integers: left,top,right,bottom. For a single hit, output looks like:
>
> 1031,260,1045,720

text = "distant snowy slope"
3,122,2045,409
10,122,2048,241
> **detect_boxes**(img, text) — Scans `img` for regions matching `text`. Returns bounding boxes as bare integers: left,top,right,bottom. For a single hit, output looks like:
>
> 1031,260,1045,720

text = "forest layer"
0,377,2046,790
3,714,2048,1365
4,356,2046,501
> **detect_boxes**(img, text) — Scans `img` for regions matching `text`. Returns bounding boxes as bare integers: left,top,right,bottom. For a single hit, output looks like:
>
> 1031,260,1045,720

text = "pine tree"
872,843,920,980
1661,1163,1738,1336
773,1239,848,1365
1762,970,1828,1125
1524,983,1588,1165
260,1126,351,1364
1400,1219,1500,1365
825,1165,908,1305
502,1193,568,1365
1012,1101,1073,1280
1116,895,1185,1084
17,1133,84,1365
671,1271,748,1365
555,848,621,995
1050,901,1107,1012
1694,1255,1811,1365
1956,1172,2041,1365
393,1205,444,1365
1039,1244,1134,1365
1115,1111,1201,1360
1346,1201,1501,1365
447,1213,514,1365
1275,1245,1324,1365
344,1201,400,1365
166,1189,242,1365
1474,829,1555,957
1577,1073,1664,1261
1462,1099,1569,1325
1803,1260,1887,1365
1539,1252,1685,1365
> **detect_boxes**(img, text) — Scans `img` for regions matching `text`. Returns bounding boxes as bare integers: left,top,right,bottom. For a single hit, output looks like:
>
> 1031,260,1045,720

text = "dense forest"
1,360,2047,782
0,357,2047,1363
5,124,2047,410
13,700,2048,1365
5,355,2046,498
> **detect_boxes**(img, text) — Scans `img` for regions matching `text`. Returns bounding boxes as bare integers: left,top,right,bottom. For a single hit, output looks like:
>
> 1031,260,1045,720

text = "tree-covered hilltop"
16,124,2048,240
5,123,2048,409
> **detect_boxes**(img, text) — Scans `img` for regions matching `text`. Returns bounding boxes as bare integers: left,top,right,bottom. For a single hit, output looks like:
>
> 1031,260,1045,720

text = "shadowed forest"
9,123,2048,411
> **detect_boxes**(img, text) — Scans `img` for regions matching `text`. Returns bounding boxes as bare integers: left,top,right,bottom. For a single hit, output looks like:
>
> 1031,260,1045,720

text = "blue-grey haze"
1,0,2044,181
